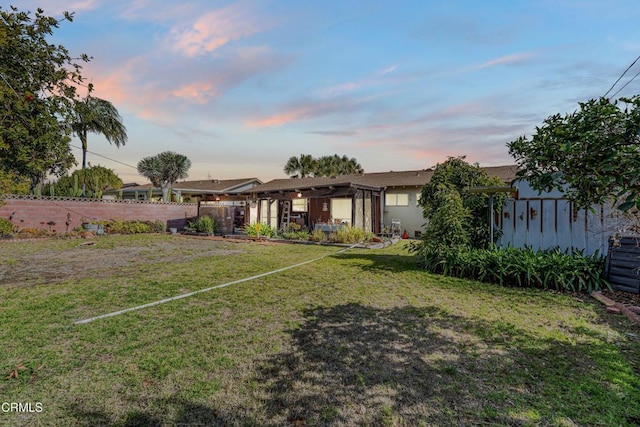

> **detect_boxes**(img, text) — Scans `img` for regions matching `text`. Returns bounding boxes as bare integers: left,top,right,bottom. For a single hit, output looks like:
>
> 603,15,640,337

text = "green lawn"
1,235,639,426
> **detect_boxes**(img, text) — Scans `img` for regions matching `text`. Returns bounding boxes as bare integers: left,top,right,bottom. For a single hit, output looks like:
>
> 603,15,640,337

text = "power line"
69,144,138,169
610,68,640,99
603,55,640,98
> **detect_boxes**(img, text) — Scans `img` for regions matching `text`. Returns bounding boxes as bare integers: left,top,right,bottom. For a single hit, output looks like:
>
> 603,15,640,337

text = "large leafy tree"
283,154,316,178
137,151,191,202
508,96,640,211
0,170,29,195
0,6,88,193
73,91,127,170
419,156,506,249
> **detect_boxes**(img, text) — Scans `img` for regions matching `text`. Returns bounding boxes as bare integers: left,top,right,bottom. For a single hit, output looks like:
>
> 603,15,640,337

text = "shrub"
327,225,373,244
152,220,166,233
310,228,326,242
244,222,275,238
16,227,49,238
281,230,311,240
189,216,215,234
100,219,165,235
281,224,310,240
0,218,13,235
415,245,609,293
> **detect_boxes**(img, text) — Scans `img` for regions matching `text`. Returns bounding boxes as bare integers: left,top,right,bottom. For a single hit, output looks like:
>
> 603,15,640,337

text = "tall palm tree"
337,155,364,175
137,151,191,202
314,155,339,177
314,154,363,177
73,95,127,170
283,154,316,178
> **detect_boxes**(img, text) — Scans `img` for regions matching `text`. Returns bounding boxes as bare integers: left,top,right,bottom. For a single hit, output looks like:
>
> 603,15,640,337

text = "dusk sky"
20,1,640,183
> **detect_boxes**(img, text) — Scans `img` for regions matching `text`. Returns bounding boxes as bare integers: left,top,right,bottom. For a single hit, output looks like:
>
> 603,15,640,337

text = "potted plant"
81,218,104,235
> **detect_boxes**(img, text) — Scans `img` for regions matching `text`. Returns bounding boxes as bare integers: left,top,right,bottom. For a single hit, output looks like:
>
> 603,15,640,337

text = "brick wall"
0,195,198,232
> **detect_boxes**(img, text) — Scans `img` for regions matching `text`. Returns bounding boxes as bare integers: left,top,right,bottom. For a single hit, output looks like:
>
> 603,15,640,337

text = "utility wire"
603,55,640,98
610,68,640,99
69,143,138,169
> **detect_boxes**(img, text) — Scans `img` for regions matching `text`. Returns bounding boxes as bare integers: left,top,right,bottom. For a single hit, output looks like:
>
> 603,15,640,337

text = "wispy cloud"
381,65,398,75
323,64,401,96
472,52,536,70
169,2,265,57
69,0,100,12
245,91,384,128
245,103,335,128
304,130,357,136
171,82,217,104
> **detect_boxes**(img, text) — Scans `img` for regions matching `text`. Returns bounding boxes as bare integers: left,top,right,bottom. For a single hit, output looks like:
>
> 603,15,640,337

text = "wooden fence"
498,181,634,256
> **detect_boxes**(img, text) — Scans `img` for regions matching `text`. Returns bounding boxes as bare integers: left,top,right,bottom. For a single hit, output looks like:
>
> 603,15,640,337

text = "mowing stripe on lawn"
74,243,360,325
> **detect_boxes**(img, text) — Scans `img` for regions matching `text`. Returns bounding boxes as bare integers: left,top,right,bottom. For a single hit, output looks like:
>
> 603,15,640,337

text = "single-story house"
245,166,518,236
245,175,384,233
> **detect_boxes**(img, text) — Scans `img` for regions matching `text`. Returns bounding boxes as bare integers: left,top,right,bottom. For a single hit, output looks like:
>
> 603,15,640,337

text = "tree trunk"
161,183,170,202
81,130,88,197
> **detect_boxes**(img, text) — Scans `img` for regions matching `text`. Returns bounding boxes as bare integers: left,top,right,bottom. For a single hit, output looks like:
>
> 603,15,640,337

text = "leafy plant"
189,216,215,235
310,228,326,242
415,244,610,293
418,156,506,250
243,222,275,238
281,223,310,241
0,218,13,235
281,230,311,240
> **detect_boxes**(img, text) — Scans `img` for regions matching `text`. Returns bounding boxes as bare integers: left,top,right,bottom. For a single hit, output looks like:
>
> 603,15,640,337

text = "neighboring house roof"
110,178,262,195
247,166,518,194
172,178,262,193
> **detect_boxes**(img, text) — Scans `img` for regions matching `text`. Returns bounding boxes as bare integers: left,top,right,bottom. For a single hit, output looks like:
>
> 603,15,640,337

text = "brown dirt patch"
0,235,246,288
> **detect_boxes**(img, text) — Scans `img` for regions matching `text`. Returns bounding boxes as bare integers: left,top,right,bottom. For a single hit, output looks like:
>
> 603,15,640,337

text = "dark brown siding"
309,197,331,227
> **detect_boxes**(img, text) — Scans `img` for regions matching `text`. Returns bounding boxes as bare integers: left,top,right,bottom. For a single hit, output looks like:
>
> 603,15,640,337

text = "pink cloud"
82,57,178,123
171,82,217,104
246,107,314,128
169,3,264,57
246,98,354,128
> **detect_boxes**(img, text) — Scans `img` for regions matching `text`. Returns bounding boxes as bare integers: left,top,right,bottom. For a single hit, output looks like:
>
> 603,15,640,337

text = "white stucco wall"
382,187,425,237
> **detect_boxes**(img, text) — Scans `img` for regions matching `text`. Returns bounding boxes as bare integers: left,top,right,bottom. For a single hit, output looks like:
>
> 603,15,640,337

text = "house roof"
247,165,518,194
115,178,262,194
246,175,384,194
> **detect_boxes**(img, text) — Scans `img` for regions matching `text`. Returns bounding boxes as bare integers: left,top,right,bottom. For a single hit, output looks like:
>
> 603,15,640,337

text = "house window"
292,198,307,212
416,193,422,206
331,198,352,225
385,193,409,206
269,200,278,229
